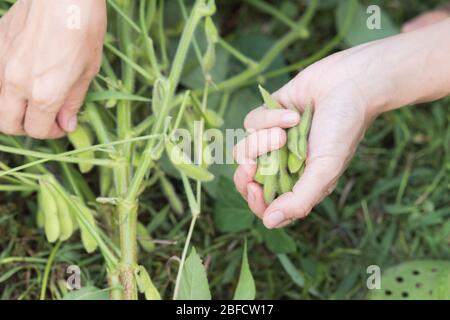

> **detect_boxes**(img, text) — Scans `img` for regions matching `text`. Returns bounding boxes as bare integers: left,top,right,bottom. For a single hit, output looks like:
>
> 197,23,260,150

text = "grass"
0,0,449,299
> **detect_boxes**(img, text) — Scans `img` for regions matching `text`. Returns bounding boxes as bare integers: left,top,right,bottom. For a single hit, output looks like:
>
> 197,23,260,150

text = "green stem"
127,0,206,200
40,241,62,300
117,199,138,299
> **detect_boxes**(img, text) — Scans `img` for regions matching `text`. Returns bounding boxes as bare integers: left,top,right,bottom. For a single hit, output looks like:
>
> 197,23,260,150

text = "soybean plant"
0,0,352,300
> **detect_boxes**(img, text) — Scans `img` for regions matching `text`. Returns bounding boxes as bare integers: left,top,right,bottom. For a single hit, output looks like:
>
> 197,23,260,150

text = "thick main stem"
118,199,138,299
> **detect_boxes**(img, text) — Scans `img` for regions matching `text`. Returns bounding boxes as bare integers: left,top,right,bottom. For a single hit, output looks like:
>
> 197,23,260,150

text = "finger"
262,157,343,229
233,127,286,164
24,77,68,139
57,77,92,132
0,86,26,135
402,11,450,33
246,182,266,219
244,107,299,130
272,75,312,112
233,164,257,199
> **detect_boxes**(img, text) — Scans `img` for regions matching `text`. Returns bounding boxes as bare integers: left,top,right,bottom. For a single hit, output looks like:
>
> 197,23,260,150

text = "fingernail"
265,210,285,228
67,116,78,132
281,111,299,125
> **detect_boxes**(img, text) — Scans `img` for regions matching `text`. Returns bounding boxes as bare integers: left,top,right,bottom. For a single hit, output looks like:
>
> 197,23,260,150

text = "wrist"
369,19,450,114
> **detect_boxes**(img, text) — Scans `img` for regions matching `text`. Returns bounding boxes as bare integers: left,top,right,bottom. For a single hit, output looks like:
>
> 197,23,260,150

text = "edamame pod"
287,125,300,157
204,109,224,128
288,152,303,174
263,174,278,204
166,140,214,182
254,164,265,184
39,180,60,243
48,184,74,241
160,175,184,215
278,146,293,193
137,222,155,253
68,124,95,173
258,85,282,110
72,198,98,253
298,101,313,161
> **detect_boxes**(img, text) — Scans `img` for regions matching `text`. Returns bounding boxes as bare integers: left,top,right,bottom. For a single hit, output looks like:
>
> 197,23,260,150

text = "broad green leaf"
178,247,212,300
277,254,306,288
259,225,296,254
336,0,399,47
234,241,256,300
62,286,110,300
86,90,151,103
213,177,255,232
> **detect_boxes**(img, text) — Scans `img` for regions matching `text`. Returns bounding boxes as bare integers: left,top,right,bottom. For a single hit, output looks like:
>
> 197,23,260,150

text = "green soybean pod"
258,85,282,110
137,222,155,253
204,109,224,128
278,146,293,193
68,124,95,174
278,172,294,194
160,175,184,215
287,126,298,155
48,184,74,241
166,140,214,182
36,195,45,229
298,101,313,161
288,152,303,174
73,198,98,253
263,174,278,204
254,164,265,184
39,180,60,243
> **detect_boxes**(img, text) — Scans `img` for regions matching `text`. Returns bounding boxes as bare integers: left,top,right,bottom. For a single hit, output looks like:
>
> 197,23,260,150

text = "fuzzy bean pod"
298,101,313,161
48,184,74,241
67,124,95,174
39,179,60,243
160,175,184,215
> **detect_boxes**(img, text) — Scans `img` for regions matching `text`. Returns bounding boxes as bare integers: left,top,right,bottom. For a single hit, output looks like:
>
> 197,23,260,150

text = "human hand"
0,0,106,139
402,6,450,33
234,18,450,229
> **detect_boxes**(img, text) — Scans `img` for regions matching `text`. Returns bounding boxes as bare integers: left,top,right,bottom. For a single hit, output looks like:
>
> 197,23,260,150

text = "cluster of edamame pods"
37,175,98,253
254,86,313,204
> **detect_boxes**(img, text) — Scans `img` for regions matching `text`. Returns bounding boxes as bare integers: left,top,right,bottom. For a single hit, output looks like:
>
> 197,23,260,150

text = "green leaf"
62,286,110,300
277,254,306,288
213,177,255,232
234,240,256,300
259,225,296,254
86,90,151,103
336,0,399,47
178,247,212,300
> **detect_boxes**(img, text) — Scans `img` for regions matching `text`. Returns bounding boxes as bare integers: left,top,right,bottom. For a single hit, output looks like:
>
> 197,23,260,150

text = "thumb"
262,156,344,229
57,79,91,132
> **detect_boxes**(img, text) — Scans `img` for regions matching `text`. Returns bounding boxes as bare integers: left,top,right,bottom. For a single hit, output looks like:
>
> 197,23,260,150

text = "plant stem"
173,214,198,300
40,241,62,300
117,199,138,299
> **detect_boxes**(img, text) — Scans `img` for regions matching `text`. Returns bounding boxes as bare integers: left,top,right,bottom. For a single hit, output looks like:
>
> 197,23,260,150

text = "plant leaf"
234,240,256,300
62,286,110,300
336,0,399,47
178,247,212,300
213,177,255,232
259,225,297,254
